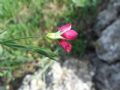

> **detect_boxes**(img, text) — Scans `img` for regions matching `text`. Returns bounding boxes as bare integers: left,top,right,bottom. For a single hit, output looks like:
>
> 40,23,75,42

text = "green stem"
3,36,40,42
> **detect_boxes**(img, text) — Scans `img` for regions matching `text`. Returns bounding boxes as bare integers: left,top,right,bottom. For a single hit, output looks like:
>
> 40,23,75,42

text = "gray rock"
0,86,5,90
95,18,120,63
94,0,120,35
93,61,120,90
110,0,120,9
91,0,120,90
18,58,94,90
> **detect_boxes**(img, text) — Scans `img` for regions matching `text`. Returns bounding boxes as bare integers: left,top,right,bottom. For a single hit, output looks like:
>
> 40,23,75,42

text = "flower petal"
59,40,72,53
58,23,71,32
62,30,78,40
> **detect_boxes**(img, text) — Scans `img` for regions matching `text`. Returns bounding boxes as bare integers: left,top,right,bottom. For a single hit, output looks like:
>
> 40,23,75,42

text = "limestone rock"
18,58,94,90
93,0,120,36
93,61,120,90
96,18,120,63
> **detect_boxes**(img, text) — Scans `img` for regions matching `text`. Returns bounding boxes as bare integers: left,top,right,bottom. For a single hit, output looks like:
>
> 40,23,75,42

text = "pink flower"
59,40,72,53
46,23,78,53
58,23,72,32
58,23,78,53
58,23,78,40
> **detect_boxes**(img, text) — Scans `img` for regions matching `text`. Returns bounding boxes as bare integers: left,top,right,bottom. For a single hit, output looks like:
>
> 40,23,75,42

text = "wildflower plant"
47,23,78,53
0,0,99,84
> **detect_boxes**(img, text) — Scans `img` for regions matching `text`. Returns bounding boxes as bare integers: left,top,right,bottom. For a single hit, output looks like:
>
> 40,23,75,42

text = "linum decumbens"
46,23,78,53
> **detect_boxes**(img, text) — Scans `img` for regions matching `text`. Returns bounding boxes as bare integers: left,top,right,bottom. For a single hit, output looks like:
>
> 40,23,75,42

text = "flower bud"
62,30,78,40
46,32,62,40
58,23,78,40
59,40,72,53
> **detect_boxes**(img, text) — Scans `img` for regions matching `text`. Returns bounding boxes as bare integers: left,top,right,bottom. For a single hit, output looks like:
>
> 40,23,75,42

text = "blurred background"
0,0,100,89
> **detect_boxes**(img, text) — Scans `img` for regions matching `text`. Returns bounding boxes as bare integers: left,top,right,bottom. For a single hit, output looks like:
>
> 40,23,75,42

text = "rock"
0,86,5,90
90,0,120,90
90,55,120,90
93,61,120,90
18,74,46,90
95,18,120,63
93,0,120,36
18,58,94,90
110,0,120,9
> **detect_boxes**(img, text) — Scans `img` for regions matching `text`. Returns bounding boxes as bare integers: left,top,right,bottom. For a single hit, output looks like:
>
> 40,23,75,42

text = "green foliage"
57,0,99,56
72,0,98,7
0,0,57,80
0,0,20,20
0,0,99,82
